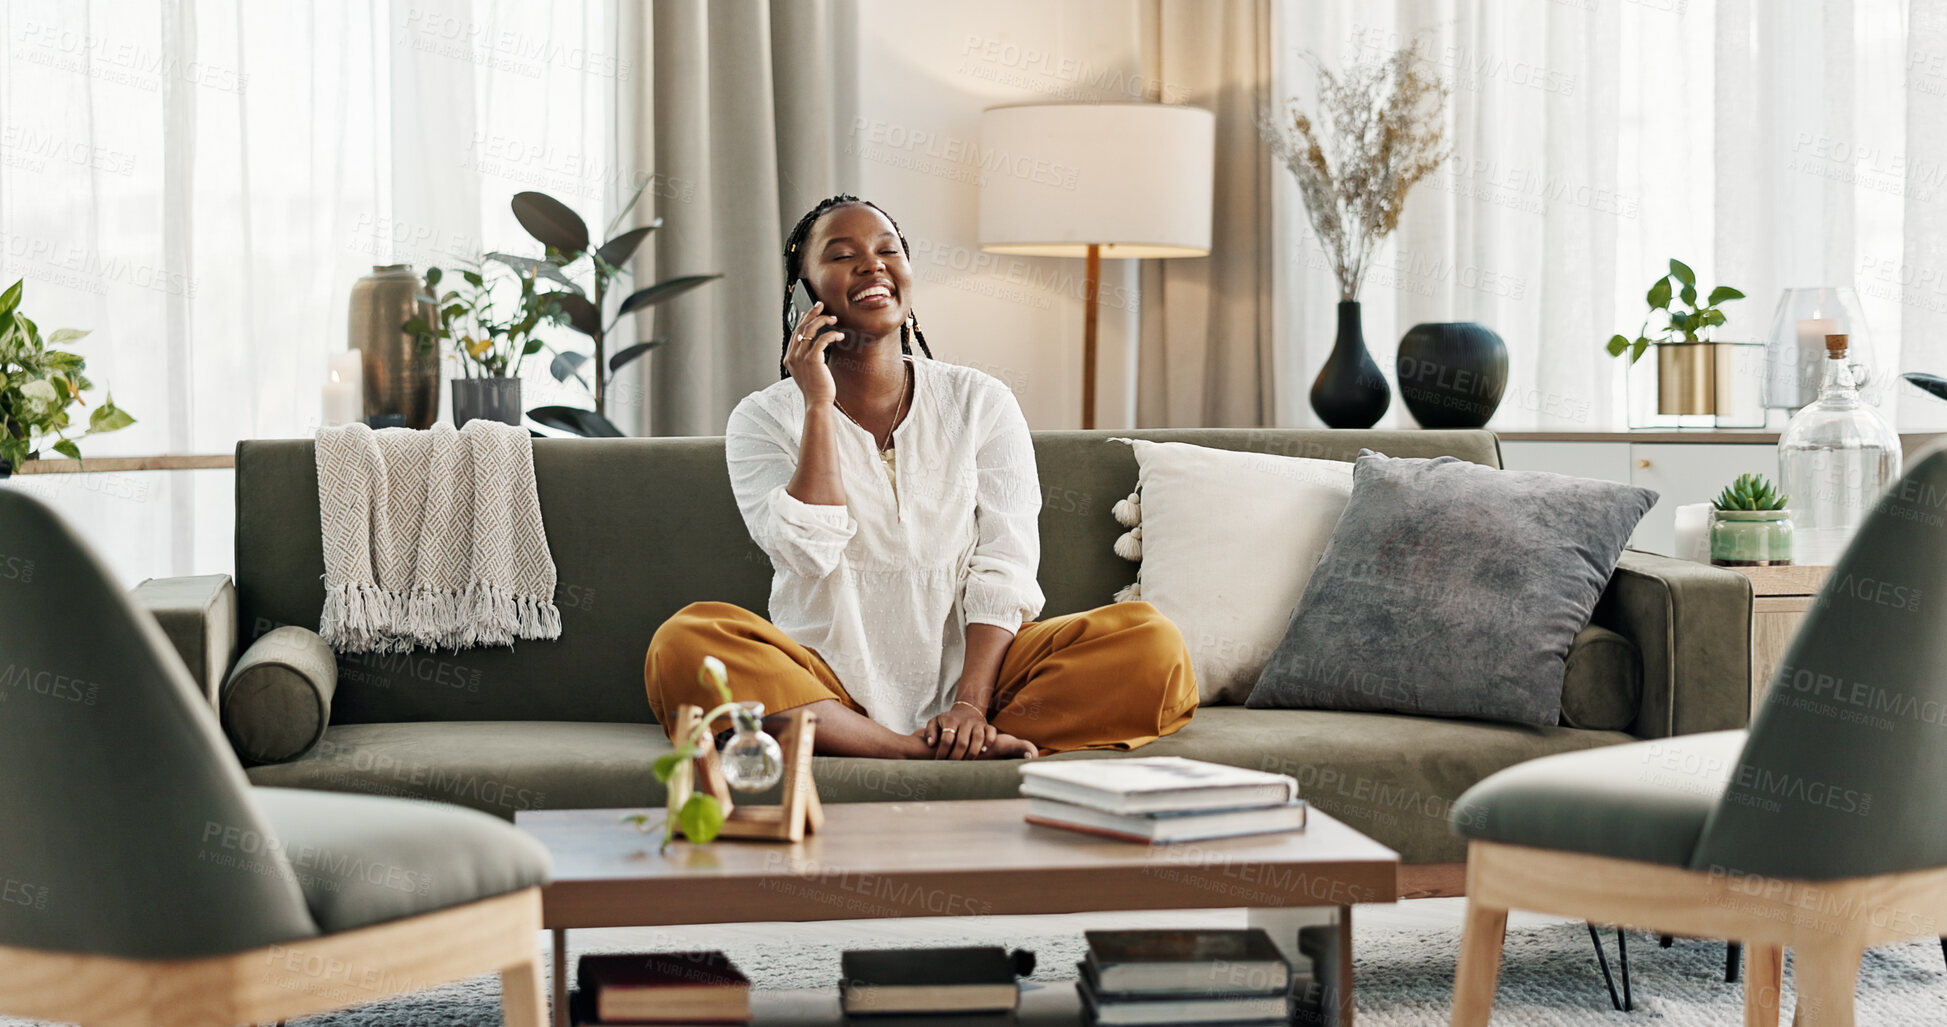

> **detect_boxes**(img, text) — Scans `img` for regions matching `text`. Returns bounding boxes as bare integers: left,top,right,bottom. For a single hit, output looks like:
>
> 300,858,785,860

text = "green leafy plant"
404,260,560,379
1607,258,1746,364
622,655,744,852
0,278,134,473
509,185,722,438
1713,472,1788,511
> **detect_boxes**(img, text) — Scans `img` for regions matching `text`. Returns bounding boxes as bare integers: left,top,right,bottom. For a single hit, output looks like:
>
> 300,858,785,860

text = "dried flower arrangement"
1262,46,1451,301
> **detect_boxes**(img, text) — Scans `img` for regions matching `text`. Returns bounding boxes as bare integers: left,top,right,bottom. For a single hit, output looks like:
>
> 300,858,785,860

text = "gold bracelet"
953,700,986,717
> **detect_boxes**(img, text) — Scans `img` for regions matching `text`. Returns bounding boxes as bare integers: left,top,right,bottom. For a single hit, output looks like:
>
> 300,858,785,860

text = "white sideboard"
1498,431,1944,557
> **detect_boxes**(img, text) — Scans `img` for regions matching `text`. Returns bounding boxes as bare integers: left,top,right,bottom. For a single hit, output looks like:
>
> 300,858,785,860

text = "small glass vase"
1710,509,1794,566
719,701,783,793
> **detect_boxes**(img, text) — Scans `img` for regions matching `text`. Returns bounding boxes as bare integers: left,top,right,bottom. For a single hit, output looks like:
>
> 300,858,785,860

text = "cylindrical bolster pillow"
1560,624,1644,731
220,626,338,764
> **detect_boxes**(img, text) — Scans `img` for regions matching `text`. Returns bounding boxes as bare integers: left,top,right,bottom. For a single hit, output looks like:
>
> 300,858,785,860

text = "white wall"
852,0,1156,429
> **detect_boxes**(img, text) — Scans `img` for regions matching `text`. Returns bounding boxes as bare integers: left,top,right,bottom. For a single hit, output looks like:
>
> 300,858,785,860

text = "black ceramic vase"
1310,301,1390,429
1396,322,1509,428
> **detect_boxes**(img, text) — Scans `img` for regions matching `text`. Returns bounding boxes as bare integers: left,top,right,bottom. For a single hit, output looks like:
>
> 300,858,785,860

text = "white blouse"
725,357,1046,734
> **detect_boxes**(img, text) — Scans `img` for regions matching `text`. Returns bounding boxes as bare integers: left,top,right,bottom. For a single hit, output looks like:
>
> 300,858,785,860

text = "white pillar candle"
1794,317,1839,401
1673,502,1713,563
323,351,364,426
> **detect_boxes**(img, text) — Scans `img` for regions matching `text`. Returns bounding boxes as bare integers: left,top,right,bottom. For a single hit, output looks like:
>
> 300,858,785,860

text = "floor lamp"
977,103,1214,429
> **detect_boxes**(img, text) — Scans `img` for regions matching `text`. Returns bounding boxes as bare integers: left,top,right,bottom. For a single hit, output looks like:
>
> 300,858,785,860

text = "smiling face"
799,203,914,341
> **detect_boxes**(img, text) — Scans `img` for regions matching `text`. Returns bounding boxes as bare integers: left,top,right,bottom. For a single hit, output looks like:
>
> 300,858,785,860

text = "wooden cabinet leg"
1450,901,1507,1027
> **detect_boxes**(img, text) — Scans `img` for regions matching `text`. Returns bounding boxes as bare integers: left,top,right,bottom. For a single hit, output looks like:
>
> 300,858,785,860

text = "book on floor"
1082,929,1291,996
1017,757,1297,815
575,952,751,1024
1024,797,1307,844
1076,972,1292,1026
840,946,1032,1015
568,989,751,1027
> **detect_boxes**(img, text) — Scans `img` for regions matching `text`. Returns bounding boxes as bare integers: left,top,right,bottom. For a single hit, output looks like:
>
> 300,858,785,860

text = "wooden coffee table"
518,798,1398,1027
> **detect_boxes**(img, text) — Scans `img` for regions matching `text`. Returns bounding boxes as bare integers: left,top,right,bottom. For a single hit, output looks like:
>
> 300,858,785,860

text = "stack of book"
1019,757,1306,843
839,945,1031,1026
1076,929,1301,1027
571,952,751,1027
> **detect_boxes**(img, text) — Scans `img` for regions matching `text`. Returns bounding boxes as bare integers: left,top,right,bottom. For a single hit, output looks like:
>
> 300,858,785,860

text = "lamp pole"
1083,243,1101,430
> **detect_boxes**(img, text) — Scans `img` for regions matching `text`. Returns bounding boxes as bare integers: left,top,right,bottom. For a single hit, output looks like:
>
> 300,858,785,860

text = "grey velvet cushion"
1451,730,1746,866
1560,625,1643,731
251,787,551,932
1247,452,1657,726
222,626,338,764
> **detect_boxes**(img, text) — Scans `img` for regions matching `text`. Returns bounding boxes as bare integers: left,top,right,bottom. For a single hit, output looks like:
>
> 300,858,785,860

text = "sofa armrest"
130,574,239,708
1592,550,1754,739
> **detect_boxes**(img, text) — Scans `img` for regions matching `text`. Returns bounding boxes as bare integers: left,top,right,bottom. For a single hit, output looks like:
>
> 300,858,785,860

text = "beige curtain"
1136,0,1277,428
622,0,860,437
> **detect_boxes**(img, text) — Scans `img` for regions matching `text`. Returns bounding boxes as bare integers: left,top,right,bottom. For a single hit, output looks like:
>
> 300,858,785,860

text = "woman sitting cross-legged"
644,194,1198,759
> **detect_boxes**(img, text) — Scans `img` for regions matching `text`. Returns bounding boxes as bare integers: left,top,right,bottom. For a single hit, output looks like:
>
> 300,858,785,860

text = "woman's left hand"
922,702,995,760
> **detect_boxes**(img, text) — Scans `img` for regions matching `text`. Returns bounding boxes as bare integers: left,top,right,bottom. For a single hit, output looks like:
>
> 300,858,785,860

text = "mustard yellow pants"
643,601,1198,755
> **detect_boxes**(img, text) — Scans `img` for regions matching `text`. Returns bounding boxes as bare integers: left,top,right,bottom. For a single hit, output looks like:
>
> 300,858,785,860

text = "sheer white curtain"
1271,0,1928,432
0,0,626,584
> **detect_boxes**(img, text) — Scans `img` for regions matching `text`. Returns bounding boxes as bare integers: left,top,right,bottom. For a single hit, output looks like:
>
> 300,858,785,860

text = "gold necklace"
833,361,911,453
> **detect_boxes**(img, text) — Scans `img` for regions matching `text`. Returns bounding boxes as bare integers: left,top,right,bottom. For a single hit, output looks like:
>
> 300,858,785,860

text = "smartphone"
793,279,839,361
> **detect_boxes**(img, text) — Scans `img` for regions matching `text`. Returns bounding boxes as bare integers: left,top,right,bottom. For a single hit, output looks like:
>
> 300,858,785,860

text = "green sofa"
135,428,1753,865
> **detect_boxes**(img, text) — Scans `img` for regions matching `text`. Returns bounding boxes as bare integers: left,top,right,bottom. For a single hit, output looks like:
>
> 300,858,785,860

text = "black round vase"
1310,301,1391,429
1396,322,1508,429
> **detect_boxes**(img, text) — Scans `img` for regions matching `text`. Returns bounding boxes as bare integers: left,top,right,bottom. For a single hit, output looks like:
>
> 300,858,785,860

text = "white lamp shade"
978,103,1214,259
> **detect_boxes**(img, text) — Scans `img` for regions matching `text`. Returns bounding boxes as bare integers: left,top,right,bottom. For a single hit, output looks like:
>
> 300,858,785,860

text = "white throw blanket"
314,420,561,653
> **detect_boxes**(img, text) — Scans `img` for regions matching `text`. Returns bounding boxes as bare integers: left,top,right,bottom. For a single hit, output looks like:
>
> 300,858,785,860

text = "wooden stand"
668,704,823,842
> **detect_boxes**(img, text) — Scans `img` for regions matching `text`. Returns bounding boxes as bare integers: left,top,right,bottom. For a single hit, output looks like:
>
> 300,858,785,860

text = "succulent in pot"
1710,472,1793,567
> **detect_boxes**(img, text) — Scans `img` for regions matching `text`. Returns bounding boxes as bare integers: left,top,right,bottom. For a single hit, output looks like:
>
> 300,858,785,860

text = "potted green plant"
1607,259,1746,417
1710,472,1793,566
0,279,134,476
404,260,560,427
624,656,781,852
506,185,721,438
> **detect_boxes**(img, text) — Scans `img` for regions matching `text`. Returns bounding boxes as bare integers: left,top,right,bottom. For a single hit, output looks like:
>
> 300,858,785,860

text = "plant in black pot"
507,185,722,438
1263,44,1449,428
405,261,557,428
0,278,135,475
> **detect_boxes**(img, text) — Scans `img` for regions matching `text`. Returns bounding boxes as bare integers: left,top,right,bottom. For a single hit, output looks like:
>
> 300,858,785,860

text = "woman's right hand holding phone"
784,301,842,408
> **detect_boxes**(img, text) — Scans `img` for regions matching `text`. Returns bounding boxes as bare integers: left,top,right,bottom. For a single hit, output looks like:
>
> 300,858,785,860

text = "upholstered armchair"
1447,445,1947,1027
0,490,553,1027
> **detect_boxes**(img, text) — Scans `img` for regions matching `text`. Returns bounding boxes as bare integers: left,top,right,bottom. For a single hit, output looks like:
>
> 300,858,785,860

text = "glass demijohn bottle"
1776,333,1902,565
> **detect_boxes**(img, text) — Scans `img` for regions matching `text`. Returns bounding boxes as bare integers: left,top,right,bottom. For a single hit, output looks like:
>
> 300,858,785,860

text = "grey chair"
1448,445,1947,1027
0,490,553,1027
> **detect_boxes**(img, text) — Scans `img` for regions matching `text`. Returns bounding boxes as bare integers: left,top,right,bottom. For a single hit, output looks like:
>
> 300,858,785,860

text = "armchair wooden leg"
502,954,548,1027
1789,943,1861,1027
1745,944,1783,1027
1450,901,1508,1027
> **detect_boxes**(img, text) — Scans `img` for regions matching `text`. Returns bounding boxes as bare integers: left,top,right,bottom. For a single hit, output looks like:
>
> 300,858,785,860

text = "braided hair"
780,194,933,378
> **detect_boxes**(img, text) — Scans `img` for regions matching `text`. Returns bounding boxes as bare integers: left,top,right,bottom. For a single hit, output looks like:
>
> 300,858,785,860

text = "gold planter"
1656,341,1718,415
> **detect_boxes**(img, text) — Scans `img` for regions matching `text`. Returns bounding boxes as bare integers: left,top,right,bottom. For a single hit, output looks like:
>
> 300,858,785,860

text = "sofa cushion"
250,711,1633,864
1112,439,1354,704
245,721,660,816
251,787,551,933
222,626,338,764
1248,452,1656,726
1450,731,1745,867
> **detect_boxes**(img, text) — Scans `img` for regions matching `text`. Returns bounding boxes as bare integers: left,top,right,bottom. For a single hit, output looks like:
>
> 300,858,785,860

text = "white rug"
11,920,1942,1025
